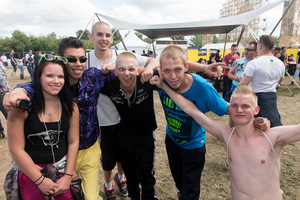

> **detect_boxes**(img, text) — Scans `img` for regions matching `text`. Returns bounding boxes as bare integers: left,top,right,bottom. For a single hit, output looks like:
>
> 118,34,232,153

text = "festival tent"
114,30,149,54
95,0,283,39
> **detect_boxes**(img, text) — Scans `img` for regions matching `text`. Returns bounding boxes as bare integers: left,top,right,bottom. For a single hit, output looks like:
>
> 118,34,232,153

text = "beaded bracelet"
34,175,43,184
36,176,45,186
64,173,73,177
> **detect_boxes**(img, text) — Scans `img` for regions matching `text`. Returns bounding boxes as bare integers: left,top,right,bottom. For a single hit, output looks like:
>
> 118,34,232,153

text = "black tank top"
24,104,70,164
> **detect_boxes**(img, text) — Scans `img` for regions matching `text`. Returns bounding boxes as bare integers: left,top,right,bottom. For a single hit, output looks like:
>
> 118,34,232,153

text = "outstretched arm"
272,124,300,148
150,71,229,142
187,61,225,80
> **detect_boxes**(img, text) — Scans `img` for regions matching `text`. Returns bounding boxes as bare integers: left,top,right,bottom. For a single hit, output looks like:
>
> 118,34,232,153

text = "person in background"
216,49,222,62
291,50,300,85
34,51,43,66
240,35,285,127
9,50,17,76
0,58,9,139
7,55,80,199
222,44,239,100
225,41,257,101
26,53,34,78
281,46,288,66
16,53,25,79
1,53,8,67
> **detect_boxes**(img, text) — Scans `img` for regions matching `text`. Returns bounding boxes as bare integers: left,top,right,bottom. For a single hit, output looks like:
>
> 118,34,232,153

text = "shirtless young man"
150,73,300,199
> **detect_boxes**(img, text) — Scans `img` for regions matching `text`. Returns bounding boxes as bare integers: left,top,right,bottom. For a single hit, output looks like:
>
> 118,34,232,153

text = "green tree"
11,30,30,52
171,36,185,40
189,35,202,49
134,32,153,44
0,37,16,52
274,36,279,47
213,34,219,43
76,29,90,40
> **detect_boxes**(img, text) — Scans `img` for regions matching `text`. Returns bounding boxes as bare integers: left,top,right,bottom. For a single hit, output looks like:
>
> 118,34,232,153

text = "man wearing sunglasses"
4,37,116,200
240,35,285,128
87,21,158,200
224,41,257,101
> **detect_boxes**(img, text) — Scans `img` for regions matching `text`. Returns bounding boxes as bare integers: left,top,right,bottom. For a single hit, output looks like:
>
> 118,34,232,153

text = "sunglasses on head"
38,54,68,66
244,48,256,51
66,57,87,63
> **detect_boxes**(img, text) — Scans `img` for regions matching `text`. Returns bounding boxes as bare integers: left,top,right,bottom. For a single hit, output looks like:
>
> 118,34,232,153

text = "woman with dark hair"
7,55,79,199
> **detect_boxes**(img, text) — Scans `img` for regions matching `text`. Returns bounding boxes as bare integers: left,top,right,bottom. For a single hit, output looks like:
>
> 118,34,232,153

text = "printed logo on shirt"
160,93,194,145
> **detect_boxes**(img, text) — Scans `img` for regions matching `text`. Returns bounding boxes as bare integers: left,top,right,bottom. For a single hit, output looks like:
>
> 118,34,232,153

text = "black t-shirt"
24,105,69,164
34,55,41,66
101,76,157,134
278,53,285,63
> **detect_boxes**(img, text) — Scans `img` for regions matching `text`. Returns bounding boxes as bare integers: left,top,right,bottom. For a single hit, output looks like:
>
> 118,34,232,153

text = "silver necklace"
120,85,137,107
41,100,61,164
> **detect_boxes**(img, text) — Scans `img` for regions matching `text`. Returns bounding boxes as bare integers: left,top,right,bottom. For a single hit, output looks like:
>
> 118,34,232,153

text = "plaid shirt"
16,67,115,150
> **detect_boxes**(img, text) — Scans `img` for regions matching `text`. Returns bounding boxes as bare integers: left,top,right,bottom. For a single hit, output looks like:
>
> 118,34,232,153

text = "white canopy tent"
114,30,149,55
96,0,283,39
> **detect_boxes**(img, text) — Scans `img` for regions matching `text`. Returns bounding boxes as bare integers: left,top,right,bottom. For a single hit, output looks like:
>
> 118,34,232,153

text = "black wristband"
36,176,45,186
34,175,43,183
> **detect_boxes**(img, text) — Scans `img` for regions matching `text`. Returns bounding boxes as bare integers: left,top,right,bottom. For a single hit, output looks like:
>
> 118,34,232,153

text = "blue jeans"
224,84,237,102
18,65,24,74
222,75,232,99
27,63,33,77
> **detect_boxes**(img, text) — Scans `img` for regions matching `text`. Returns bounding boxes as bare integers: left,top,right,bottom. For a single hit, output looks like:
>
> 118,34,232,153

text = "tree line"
0,29,231,54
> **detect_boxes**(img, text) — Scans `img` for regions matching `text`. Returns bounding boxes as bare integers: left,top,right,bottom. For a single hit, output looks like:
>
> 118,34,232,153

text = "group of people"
6,49,43,79
2,21,300,200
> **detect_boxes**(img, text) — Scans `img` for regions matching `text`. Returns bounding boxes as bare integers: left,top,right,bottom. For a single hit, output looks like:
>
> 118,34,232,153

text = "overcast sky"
0,0,284,39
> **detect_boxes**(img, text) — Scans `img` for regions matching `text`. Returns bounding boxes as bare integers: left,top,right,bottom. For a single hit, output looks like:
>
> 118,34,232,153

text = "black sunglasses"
244,48,256,51
66,57,87,63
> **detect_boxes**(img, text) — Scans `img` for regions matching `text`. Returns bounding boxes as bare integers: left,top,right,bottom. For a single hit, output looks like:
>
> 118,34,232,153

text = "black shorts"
99,123,121,171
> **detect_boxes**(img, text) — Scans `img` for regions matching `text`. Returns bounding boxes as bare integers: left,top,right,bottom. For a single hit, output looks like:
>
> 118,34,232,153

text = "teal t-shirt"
157,73,228,149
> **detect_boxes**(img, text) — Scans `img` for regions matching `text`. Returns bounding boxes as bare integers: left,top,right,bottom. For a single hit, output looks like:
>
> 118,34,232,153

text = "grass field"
1,68,300,199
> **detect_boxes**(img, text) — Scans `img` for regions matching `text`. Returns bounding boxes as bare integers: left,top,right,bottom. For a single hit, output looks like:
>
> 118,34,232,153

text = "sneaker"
104,184,116,200
113,173,128,197
0,132,5,139
225,163,229,170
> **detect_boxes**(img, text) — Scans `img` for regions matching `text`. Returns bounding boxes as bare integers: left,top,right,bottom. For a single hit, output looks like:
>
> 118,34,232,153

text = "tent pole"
152,39,156,58
118,30,127,51
223,33,228,59
237,24,246,46
270,0,295,35
247,26,259,42
79,14,94,40
95,13,101,22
